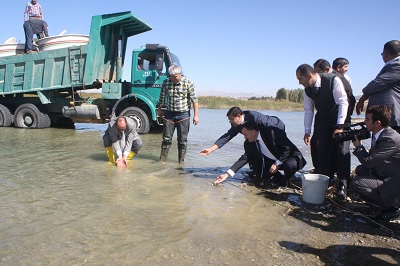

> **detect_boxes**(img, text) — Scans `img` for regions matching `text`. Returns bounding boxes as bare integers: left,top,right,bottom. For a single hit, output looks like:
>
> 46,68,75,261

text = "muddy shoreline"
224,177,400,265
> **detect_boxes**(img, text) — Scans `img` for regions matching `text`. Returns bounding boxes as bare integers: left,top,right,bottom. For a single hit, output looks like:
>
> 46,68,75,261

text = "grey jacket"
353,127,400,207
107,117,139,156
363,57,400,126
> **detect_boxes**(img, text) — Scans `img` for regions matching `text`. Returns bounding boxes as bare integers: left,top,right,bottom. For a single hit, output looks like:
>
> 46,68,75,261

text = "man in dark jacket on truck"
23,0,49,53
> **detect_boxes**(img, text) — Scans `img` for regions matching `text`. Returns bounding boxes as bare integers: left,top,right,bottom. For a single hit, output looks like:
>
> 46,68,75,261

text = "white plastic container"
0,43,27,56
301,174,330,204
36,34,89,51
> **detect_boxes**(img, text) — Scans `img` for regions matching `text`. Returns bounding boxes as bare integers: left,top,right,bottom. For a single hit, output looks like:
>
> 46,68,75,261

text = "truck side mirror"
156,55,164,73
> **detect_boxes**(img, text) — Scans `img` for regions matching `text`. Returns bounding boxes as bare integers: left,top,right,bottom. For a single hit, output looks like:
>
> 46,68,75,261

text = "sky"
3,1,400,97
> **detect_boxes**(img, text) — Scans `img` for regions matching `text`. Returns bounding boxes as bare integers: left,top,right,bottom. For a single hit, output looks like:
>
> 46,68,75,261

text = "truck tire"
0,104,13,127
14,103,50,128
40,113,51,128
120,106,150,134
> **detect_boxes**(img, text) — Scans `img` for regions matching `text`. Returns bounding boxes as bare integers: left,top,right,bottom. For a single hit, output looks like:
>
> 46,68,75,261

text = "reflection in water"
0,109,370,264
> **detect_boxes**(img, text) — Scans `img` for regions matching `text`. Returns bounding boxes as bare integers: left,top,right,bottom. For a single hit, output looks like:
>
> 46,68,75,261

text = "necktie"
120,131,126,151
371,135,376,150
256,140,265,177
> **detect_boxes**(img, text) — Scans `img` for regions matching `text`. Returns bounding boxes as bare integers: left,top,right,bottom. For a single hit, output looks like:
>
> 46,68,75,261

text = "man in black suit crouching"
213,121,306,187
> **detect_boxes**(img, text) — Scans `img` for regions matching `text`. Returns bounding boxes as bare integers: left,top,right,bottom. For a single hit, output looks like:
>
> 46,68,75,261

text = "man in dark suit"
199,106,285,156
352,105,400,221
313,59,354,200
213,122,306,187
356,40,400,132
296,64,349,198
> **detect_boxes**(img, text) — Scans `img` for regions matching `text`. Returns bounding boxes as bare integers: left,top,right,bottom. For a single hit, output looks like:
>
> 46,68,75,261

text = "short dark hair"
296,64,316,77
242,121,259,131
366,105,392,127
332,57,349,69
384,40,400,56
313,59,331,71
227,106,243,117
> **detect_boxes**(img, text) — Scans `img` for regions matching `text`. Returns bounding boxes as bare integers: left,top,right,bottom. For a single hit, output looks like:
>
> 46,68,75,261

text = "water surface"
0,109,367,264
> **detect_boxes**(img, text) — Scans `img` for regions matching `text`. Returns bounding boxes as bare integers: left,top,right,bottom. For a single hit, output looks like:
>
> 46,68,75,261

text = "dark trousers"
23,18,48,52
244,141,300,186
331,140,351,188
311,119,351,188
352,167,386,212
161,112,190,154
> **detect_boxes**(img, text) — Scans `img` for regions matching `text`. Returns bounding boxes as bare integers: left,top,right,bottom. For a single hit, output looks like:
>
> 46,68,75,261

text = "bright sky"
3,1,399,97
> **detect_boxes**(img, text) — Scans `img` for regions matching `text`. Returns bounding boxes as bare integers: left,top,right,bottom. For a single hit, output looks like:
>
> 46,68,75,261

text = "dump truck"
0,11,179,133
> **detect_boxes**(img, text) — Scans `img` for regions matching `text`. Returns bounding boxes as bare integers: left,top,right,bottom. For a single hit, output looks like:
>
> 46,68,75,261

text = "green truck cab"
0,11,179,133
114,44,181,133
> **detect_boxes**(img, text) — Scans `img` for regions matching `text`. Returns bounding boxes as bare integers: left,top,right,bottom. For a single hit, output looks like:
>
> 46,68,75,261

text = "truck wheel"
0,104,13,127
14,103,50,128
40,113,51,128
120,107,150,134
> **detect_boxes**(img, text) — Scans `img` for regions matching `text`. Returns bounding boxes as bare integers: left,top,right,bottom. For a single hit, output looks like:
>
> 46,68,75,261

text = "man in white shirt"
332,57,352,85
296,64,349,199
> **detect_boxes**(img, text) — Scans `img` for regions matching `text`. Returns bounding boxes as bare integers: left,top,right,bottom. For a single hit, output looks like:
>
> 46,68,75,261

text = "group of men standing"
295,40,400,221
102,37,400,222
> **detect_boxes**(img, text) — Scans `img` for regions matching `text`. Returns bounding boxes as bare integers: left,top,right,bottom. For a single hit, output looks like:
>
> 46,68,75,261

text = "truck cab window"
137,54,166,75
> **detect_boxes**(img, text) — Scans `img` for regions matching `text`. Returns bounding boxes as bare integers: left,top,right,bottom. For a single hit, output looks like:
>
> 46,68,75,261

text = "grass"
198,96,303,111
77,92,304,111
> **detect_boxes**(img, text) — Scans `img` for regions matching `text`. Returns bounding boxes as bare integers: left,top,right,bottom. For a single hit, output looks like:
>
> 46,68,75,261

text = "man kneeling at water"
214,122,306,187
103,116,142,167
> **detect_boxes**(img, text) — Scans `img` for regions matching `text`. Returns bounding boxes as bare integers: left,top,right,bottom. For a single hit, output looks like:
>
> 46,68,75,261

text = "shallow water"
0,109,367,264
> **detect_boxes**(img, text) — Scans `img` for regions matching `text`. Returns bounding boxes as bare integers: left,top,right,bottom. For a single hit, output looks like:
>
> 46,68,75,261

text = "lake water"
0,109,368,265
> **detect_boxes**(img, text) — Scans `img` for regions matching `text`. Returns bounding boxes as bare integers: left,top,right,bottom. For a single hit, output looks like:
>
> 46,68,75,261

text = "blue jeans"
23,18,48,52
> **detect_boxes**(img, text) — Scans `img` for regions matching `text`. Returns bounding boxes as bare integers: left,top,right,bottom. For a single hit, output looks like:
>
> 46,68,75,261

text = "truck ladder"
68,46,85,105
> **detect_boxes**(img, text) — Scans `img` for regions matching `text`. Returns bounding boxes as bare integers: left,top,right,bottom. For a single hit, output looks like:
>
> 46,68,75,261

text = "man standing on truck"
157,64,199,163
23,0,49,53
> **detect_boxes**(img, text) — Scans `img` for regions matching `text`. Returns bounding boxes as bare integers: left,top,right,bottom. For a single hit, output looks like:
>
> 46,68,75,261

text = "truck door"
134,52,166,86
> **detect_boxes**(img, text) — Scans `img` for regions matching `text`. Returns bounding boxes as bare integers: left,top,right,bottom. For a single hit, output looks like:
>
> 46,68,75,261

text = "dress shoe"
278,175,289,188
373,208,400,221
336,186,348,200
263,175,280,185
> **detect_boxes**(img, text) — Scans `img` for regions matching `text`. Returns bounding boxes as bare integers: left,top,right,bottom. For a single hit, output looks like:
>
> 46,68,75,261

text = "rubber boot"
178,152,186,163
127,151,136,160
160,150,168,162
105,146,115,163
